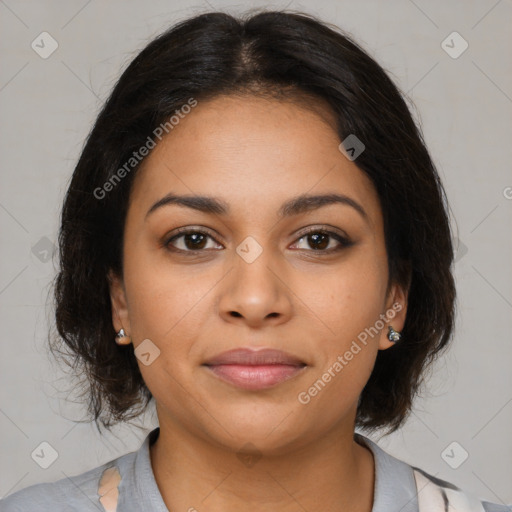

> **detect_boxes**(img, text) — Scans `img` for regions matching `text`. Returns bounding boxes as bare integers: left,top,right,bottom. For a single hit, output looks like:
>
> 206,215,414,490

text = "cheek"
295,256,385,420
297,249,388,343
123,243,212,340
296,343,376,434
300,251,386,412
122,248,219,393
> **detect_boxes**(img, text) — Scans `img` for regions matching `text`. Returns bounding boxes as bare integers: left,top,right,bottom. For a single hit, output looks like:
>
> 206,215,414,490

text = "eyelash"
163,226,353,255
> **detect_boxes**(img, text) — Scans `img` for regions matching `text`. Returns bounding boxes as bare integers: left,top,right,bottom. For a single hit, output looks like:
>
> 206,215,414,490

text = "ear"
378,281,408,351
107,269,131,342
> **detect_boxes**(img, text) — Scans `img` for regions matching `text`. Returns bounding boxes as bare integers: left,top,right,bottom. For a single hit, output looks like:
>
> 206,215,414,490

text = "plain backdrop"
1,0,511,505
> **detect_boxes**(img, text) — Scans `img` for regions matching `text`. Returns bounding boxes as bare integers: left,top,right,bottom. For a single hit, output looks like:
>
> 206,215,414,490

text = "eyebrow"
145,192,369,223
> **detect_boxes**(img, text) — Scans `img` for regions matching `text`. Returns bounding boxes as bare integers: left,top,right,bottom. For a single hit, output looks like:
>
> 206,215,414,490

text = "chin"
204,406,310,455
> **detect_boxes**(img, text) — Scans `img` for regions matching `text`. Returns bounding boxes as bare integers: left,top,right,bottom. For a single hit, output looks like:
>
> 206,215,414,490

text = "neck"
149,417,375,512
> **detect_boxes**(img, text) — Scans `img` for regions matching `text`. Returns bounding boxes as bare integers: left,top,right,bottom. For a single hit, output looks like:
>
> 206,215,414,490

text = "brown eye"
305,232,330,250
165,229,223,252
291,228,353,253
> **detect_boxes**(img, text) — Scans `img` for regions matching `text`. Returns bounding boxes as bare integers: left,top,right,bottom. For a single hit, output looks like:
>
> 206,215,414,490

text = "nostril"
230,311,242,317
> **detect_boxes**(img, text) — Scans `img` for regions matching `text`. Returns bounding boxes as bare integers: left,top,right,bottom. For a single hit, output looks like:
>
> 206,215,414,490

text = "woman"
1,9,509,512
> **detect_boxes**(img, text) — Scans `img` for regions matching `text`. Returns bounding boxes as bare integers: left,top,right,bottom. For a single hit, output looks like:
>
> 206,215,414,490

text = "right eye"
164,228,224,253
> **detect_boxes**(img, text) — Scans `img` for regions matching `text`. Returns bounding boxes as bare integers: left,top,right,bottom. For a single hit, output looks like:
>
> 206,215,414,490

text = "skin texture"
109,94,408,512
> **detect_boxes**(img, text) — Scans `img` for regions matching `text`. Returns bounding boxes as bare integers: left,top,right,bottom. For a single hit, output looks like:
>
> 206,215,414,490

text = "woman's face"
110,94,407,453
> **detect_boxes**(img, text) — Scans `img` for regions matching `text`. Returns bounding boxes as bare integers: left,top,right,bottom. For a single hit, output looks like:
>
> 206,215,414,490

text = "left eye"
291,230,350,252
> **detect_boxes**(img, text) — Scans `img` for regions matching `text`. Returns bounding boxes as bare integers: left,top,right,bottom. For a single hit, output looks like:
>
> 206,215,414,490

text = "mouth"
202,348,307,391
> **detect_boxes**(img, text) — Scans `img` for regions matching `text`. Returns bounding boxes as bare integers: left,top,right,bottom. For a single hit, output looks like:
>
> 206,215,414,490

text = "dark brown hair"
50,9,456,436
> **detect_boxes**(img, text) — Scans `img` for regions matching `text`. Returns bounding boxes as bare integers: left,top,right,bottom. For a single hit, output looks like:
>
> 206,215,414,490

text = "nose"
217,245,293,329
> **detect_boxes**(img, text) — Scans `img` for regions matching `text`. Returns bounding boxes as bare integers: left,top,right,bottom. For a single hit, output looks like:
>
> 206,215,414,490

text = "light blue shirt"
1,427,510,511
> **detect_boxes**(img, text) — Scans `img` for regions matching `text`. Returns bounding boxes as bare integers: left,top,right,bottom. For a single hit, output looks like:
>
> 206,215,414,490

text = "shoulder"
355,433,511,512
411,466,512,512
0,450,136,512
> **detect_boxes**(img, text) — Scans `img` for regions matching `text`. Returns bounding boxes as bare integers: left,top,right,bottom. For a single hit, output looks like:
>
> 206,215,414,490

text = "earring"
387,326,401,343
115,328,131,345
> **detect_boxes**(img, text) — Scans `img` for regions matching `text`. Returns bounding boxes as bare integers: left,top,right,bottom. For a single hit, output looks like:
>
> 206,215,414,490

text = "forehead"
128,94,381,226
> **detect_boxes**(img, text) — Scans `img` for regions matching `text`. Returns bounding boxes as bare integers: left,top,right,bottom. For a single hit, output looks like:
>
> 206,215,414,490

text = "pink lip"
203,348,307,390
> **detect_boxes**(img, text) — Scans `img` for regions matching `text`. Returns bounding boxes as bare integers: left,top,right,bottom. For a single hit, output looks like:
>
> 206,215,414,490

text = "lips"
203,348,307,390
204,348,305,366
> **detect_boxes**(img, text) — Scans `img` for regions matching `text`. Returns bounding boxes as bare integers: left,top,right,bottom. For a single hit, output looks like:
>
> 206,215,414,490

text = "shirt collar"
133,427,169,511
355,432,419,512
134,427,419,512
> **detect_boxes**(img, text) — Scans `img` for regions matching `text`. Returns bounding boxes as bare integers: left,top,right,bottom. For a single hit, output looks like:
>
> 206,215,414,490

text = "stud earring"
115,328,131,345
387,326,401,343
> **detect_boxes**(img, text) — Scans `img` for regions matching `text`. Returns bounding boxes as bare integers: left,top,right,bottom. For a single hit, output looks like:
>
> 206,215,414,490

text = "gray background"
1,0,511,505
